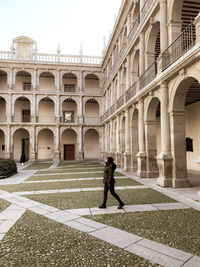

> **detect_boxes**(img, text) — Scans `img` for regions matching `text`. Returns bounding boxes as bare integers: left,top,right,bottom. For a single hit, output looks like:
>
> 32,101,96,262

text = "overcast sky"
0,0,122,56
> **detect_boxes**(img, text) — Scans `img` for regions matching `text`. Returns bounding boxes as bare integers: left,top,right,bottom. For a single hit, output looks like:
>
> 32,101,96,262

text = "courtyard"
0,161,200,266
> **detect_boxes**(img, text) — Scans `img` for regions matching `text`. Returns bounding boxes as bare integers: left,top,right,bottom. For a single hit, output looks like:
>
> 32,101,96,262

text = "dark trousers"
103,183,123,205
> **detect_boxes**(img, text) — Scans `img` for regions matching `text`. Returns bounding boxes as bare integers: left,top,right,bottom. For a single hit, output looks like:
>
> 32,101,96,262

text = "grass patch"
0,178,141,192
0,199,10,212
26,188,176,210
36,168,104,174
57,161,102,167
23,163,53,170
0,210,158,266
85,209,200,256
26,172,125,181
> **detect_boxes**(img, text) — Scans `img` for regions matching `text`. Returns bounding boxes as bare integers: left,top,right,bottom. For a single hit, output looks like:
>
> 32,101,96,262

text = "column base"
31,116,37,123
54,151,61,163
137,152,147,178
123,153,131,172
172,179,190,188
131,155,138,172
5,152,12,159
157,153,173,179
157,177,172,187
146,155,159,178
56,116,61,123
147,171,159,178
29,151,36,163
78,150,84,161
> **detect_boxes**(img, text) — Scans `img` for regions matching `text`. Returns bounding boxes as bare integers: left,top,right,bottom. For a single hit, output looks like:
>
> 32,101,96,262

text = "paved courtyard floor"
0,161,200,266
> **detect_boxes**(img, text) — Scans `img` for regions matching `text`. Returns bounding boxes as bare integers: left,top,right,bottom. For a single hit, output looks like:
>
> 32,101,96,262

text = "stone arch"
84,73,100,94
62,72,78,92
0,70,8,89
37,128,54,161
15,71,32,91
38,97,55,123
85,99,99,119
84,128,100,159
39,71,55,92
61,128,77,160
14,96,31,123
13,128,30,161
62,98,78,123
146,21,160,68
145,96,160,178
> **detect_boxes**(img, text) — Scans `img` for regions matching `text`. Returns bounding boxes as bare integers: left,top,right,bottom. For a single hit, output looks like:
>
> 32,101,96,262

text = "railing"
126,82,137,102
14,116,31,123
140,0,154,22
139,61,157,90
162,23,195,71
0,116,6,122
110,103,116,115
38,116,56,123
0,84,9,90
84,117,101,125
127,19,140,45
116,94,125,110
62,116,79,123
0,51,102,65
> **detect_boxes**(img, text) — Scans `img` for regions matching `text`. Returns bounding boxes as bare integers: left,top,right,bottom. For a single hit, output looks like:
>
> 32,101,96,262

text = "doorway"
22,138,29,161
64,144,75,160
22,110,30,122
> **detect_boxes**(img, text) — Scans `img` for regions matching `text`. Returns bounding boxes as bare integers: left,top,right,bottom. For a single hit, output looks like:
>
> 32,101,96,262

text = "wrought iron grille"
126,82,137,102
139,61,157,90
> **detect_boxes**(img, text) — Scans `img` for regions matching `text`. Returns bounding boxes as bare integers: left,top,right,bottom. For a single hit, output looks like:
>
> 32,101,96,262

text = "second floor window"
23,83,31,91
63,111,74,123
64,84,75,92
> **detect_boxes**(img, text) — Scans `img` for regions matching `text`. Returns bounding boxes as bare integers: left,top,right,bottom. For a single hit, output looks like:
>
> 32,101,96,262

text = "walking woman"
99,157,125,209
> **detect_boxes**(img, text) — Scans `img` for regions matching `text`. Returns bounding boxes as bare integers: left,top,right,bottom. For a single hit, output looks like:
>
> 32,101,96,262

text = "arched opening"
131,50,139,84
37,129,54,161
0,130,5,158
85,99,100,124
171,77,200,187
39,72,55,92
38,97,55,123
13,128,30,161
145,97,160,178
61,129,77,160
16,71,31,91
131,109,139,172
85,74,100,94
0,70,8,90
84,129,99,159
14,97,31,123
62,73,77,92
0,97,6,122
146,21,160,70
62,98,77,123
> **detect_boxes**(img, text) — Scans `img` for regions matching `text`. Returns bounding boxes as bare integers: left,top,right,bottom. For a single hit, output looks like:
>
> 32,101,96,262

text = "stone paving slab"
90,226,143,249
29,206,51,215
124,204,157,212
65,220,96,233
75,218,107,230
0,233,5,241
137,239,193,262
32,171,103,176
0,209,25,220
67,208,91,216
153,202,189,210
182,256,200,266
45,211,80,223
125,243,184,267
37,204,59,213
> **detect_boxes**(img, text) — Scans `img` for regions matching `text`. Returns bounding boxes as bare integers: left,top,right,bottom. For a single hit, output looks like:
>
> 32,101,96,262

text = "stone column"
194,12,200,44
32,69,37,90
79,96,84,124
126,55,131,90
56,70,61,92
8,68,13,90
55,95,61,123
168,21,182,45
127,13,131,36
31,95,37,123
137,99,147,177
6,94,12,123
157,82,173,187
139,32,145,76
29,126,36,162
170,111,190,188
54,126,61,162
160,0,168,52
5,126,12,159
123,109,131,171
78,127,84,160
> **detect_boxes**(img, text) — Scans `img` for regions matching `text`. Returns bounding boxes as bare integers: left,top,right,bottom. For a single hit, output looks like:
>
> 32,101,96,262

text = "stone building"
0,0,200,188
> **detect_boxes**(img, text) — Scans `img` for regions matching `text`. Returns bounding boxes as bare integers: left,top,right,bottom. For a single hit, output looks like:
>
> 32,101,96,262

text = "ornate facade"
0,0,200,188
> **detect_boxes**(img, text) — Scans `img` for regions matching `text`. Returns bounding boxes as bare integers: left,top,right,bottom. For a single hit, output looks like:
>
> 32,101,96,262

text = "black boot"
98,204,106,209
117,202,125,209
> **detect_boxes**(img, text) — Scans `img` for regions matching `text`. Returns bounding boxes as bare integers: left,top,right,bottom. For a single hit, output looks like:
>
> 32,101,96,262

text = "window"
63,111,74,123
22,110,31,122
64,84,75,92
23,83,31,91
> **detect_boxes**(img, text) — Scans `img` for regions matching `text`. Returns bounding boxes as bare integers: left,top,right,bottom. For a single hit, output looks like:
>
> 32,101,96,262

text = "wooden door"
22,110,30,122
64,144,75,160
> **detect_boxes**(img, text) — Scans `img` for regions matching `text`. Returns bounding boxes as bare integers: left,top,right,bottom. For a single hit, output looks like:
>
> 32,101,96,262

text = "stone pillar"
79,96,84,124
194,12,200,44
55,95,61,123
157,83,173,187
29,126,36,162
126,55,131,90
170,111,190,188
145,120,159,178
139,32,145,76
115,116,121,168
168,21,182,45
54,126,61,162
32,69,37,90
56,70,61,91
31,95,37,123
5,126,12,159
127,13,131,36
123,110,131,171
6,94,12,123
8,68,13,90
160,0,168,53
137,99,147,177
78,127,84,160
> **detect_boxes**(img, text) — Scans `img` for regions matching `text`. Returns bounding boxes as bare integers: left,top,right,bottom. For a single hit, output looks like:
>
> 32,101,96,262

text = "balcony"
162,23,195,71
62,116,78,124
0,84,9,91
139,61,157,90
126,82,137,102
38,116,56,123
84,117,101,125
140,0,154,22
13,116,31,123
0,116,6,122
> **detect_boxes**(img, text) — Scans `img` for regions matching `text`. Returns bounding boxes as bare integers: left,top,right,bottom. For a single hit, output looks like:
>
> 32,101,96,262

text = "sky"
0,0,122,56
